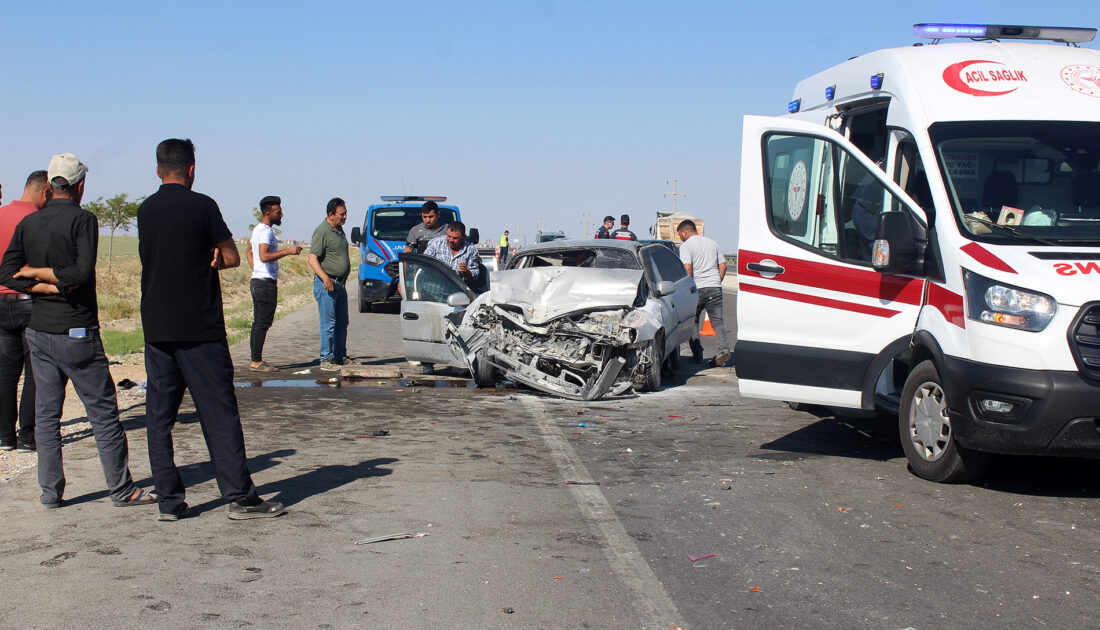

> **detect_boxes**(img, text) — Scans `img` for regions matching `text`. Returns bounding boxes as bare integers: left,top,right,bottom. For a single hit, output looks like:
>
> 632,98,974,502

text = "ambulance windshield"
931,121,1100,245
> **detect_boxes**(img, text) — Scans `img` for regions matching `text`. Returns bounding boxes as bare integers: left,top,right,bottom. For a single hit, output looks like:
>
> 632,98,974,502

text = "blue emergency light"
787,99,801,113
870,73,884,90
913,23,1096,44
379,195,448,202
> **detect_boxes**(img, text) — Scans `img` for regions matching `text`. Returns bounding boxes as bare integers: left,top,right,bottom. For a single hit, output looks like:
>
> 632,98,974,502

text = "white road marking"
519,395,685,630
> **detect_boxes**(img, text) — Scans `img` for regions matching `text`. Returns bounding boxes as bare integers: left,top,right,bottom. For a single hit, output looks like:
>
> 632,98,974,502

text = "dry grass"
96,239,358,357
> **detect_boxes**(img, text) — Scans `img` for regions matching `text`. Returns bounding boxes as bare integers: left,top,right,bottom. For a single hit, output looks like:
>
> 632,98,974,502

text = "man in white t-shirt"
246,196,302,372
677,219,730,367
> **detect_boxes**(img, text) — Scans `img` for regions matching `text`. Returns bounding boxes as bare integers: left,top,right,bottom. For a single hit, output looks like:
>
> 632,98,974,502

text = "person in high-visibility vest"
498,230,510,268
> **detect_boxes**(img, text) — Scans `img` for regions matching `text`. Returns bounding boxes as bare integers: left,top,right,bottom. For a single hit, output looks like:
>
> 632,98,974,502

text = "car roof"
516,238,646,253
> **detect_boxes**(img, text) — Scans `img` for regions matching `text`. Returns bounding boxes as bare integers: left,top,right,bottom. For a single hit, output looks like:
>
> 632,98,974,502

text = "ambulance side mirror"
872,211,925,275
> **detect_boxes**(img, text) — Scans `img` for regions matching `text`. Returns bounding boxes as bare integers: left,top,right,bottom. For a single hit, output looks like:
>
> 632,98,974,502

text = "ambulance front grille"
1070,304,1100,381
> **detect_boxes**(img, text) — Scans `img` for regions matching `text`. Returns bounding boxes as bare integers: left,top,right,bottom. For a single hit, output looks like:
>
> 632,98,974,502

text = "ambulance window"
765,132,910,265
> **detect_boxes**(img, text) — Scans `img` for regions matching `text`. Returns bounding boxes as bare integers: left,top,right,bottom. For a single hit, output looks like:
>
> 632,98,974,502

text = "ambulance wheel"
899,360,990,483
636,336,663,392
472,352,496,388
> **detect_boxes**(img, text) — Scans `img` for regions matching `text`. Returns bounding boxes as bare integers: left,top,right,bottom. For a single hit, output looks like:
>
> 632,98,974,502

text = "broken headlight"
620,309,647,328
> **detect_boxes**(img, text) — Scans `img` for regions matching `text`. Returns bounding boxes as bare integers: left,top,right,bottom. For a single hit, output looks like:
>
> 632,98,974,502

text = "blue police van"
349,195,463,312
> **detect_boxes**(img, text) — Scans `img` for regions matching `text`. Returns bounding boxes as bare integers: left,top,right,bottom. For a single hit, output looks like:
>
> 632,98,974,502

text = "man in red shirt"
0,171,50,452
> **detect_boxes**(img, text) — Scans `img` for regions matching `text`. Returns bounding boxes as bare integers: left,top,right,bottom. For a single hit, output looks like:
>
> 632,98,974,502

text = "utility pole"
581,212,591,239
664,178,686,214
536,216,543,235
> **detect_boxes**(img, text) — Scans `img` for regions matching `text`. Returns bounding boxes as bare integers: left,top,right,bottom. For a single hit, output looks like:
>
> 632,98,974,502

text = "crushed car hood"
486,267,643,325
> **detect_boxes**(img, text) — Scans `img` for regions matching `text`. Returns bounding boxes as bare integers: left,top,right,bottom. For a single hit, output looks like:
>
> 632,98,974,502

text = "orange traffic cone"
699,312,716,337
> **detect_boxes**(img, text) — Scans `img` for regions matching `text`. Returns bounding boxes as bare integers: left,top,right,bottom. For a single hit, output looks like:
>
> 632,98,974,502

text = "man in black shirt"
0,153,153,509
138,138,283,522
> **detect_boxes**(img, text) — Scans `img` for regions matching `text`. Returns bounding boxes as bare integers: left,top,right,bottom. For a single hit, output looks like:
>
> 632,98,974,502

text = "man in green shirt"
307,198,351,371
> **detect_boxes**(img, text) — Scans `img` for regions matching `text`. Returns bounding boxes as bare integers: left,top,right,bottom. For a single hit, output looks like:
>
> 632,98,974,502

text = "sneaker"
158,504,190,522
0,443,13,452
249,361,278,373
339,357,356,366
15,443,36,454
319,359,340,372
711,350,732,368
227,500,285,520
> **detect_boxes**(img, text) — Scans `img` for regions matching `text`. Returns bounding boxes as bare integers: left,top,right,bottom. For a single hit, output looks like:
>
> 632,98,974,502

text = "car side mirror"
872,211,925,275
655,280,676,296
446,292,471,308
468,228,480,244
350,226,362,245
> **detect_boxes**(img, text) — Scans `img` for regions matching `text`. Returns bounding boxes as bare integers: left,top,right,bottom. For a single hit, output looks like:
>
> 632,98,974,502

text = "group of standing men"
0,141,284,521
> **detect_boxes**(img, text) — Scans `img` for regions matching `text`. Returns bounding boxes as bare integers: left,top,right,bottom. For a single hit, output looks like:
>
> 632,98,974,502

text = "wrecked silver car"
398,240,697,400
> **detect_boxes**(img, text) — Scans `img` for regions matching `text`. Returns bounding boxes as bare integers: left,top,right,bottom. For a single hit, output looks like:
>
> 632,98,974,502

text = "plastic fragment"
552,576,564,580
292,369,311,375
578,422,586,427
501,607,515,614
668,415,684,419
838,507,848,512
751,586,760,592
566,481,601,486
354,532,428,545
686,553,715,562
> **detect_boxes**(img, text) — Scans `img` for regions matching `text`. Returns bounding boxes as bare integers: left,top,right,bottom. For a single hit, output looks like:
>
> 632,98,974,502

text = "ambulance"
735,24,1100,481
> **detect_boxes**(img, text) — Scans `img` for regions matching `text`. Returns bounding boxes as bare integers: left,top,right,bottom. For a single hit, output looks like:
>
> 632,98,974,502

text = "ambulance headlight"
363,252,386,266
964,270,1055,332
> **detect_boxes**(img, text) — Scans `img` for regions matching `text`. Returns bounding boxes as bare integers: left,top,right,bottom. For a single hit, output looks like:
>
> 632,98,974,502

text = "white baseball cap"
47,153,88,187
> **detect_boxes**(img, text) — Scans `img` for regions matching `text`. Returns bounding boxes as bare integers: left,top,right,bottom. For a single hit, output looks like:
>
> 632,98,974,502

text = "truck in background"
655,211,704,244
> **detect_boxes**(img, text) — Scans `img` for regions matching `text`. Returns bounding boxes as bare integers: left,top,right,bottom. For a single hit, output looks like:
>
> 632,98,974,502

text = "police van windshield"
369,207,459,241
931,121,1100,245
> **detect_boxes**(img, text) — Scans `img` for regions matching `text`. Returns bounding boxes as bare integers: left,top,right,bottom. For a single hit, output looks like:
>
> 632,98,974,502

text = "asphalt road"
1,284,1098,629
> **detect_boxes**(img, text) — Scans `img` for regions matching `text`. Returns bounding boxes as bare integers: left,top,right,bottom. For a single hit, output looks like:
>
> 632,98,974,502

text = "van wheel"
359,295,371,313
899,360,990,483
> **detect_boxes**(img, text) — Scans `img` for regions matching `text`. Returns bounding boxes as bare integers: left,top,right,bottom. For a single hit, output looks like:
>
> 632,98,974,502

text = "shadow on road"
760,409,903,463
258,456,398,508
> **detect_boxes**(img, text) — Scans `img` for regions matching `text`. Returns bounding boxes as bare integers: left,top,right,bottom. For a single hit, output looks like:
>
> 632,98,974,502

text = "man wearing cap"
245,195,302,372
0,171,50,454
611,214,638,241
138,138,284,521
404,200,449,254
0,153,154,509
595,215,615,239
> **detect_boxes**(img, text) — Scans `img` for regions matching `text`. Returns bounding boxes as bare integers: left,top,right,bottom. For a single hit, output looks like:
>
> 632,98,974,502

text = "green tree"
249,205,281,236
85,193,143,271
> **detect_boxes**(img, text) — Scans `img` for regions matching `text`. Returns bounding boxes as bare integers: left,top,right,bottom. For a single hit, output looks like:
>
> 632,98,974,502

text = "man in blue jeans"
308,198,351,372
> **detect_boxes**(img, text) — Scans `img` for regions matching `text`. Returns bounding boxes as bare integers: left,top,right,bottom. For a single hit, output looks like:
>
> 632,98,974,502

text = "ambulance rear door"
736,115,927,409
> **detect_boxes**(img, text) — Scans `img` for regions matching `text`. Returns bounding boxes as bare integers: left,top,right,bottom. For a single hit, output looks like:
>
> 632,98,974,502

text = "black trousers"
0,299,34,447
249,278,278,362
144,339,260,513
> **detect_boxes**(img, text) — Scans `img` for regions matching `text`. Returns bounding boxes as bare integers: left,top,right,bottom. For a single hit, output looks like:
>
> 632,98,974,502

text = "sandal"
249,361,278,372
113,488,157,507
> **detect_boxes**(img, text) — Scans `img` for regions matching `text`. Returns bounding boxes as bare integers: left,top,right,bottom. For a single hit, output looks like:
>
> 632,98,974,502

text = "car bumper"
360,277,397,302
943,356,1100,457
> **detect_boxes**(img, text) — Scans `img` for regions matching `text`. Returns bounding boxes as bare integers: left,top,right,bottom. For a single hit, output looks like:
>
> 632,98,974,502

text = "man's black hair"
156,138,196,175
620,214,630,225
25,170,48,189
448,221,467,236
421,200,439,213
326,197,345,216
676,219,697,232
603,215,615,223
260,195,281,213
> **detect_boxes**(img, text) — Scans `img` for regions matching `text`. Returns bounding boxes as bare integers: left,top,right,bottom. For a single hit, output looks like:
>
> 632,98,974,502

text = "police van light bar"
825,85,836,100
870,73,884,90
913,23,1096,44
379,195,448,203
787,99,801,113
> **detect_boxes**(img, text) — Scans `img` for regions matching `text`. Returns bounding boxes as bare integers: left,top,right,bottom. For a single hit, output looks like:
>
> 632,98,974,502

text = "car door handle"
402,313,419,320
746,261,785,276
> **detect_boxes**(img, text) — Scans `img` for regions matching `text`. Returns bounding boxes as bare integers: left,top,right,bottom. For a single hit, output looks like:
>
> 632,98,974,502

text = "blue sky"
1,1,1096,251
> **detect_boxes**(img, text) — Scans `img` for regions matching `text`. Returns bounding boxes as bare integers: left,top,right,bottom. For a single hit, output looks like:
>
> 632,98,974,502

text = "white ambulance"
735,23,1100,481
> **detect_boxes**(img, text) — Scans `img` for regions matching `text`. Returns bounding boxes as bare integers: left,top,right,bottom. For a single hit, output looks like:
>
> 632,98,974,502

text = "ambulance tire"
899,360,990,483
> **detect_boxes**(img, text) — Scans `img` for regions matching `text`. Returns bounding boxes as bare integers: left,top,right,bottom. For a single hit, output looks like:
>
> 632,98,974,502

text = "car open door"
398,253,479,368
736,115,928,409
640,244,698,350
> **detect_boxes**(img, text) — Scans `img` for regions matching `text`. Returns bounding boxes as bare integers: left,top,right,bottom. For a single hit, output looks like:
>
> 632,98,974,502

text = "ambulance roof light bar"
379,195,448,203
913,23,1096,45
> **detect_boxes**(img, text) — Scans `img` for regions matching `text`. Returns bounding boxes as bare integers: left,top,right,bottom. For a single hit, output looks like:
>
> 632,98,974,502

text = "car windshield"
370,207,458,241
931,121,1100,245
512,247,641,270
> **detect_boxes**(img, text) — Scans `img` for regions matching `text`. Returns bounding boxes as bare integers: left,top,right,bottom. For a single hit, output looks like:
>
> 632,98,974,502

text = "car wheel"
899,360,990,483
359,295,371,313
634,335,662,392
661,343,679,379
472,351,496,388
